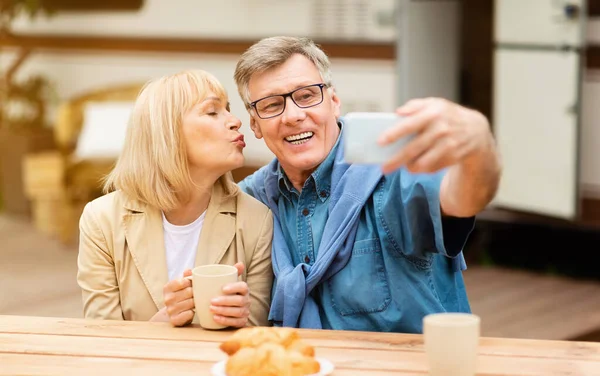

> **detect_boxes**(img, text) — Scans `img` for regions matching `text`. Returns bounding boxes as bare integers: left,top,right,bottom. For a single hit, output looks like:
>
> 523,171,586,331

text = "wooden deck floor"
463,266,600,341
1,214,599,341
0,215,81,318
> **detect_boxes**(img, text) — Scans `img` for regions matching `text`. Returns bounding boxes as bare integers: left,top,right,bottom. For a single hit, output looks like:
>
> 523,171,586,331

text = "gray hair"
234,36,333,109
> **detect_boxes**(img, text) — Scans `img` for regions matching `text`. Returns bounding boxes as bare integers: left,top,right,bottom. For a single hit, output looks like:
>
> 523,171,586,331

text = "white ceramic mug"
423,313,480,376
189,264,238,330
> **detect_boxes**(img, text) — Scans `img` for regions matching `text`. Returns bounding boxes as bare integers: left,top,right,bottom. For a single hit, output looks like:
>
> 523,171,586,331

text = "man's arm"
440,113,501,217
378,98,502,218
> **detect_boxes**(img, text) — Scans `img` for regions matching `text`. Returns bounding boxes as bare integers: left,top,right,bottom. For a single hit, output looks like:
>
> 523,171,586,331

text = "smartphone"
343,112,414,165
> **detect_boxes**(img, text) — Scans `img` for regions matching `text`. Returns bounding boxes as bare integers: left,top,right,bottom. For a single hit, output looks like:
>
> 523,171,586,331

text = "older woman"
77,70,273,328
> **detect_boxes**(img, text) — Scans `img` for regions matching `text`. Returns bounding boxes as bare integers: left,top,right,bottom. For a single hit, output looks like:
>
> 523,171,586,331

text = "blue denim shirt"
239,122,475,333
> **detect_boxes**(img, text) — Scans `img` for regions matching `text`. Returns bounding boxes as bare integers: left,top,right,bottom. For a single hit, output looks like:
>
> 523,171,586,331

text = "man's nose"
281,96,305,124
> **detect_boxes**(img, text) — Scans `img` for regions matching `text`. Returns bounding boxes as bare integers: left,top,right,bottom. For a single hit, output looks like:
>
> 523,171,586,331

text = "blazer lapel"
122,199,169,310
194,180,237,267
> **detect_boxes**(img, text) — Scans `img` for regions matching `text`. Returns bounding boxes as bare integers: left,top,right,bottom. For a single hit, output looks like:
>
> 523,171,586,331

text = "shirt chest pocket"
327,238,392,316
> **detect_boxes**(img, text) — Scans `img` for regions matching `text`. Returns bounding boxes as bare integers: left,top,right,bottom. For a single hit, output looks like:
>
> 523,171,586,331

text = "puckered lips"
232,134,246,148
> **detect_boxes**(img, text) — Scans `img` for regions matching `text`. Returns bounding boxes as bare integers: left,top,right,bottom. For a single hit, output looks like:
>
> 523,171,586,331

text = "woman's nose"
228,115,242,130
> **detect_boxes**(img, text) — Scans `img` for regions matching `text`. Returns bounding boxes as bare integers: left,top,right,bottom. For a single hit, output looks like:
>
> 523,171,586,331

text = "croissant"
220,327,320,376
220,327,303,356
225,342,320,376
287,338,315,357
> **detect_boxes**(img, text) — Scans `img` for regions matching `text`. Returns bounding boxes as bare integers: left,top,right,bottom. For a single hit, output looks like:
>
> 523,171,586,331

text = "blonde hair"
103,69,237,211
234,36,333,108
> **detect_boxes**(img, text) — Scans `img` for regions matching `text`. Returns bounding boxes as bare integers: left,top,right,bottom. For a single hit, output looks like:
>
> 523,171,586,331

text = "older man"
233,36,501,333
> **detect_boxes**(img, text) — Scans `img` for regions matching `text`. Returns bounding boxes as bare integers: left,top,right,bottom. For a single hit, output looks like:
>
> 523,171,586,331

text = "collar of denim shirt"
277,122,343,203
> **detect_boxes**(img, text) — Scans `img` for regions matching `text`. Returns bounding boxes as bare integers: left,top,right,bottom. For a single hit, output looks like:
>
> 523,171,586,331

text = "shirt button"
304,255,310,263
319,190,327,198
302,208,309,216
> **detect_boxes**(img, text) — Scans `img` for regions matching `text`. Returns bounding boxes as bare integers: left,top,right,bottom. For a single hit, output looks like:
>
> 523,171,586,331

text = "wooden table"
1,315,599,375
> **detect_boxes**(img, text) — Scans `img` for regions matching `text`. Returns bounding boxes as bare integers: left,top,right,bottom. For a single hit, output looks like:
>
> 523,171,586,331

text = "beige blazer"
77,180,273,326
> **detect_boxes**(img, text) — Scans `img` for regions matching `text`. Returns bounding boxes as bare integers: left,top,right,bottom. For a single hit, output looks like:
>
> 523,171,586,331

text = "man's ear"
329,88,341,119
249,114,263,139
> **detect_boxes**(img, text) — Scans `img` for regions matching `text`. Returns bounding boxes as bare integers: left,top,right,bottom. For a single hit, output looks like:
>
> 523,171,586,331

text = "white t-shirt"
162,211,206,281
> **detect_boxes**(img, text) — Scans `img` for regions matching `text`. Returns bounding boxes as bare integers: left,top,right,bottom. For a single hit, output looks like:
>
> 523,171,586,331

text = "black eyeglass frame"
249,83,328,119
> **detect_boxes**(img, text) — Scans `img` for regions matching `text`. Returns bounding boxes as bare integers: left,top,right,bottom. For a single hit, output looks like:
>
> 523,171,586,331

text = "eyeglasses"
249,83,327,119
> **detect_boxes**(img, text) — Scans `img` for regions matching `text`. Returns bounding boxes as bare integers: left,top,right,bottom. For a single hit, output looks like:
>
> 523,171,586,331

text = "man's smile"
285,131,314,145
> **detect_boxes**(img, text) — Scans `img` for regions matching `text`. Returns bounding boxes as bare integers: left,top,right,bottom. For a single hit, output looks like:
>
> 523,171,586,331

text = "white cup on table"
423,312,480,376
187,264,238,330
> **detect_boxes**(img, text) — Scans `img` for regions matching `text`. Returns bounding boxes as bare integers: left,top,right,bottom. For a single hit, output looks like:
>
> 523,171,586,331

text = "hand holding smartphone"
343,112,414,165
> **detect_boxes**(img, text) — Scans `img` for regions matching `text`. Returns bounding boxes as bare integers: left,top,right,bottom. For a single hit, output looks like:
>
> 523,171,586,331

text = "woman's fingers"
211,294,249,308
210,304,250,319
163,273,195,327
163,284,193,307
166,297,195,317
212,314,248,328
169,308,195,327
221,281,249,296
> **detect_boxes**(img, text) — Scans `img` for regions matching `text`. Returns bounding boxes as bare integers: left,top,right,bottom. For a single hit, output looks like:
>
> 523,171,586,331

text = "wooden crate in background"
0,127,56,216
22,151,66,199
21,151,73,241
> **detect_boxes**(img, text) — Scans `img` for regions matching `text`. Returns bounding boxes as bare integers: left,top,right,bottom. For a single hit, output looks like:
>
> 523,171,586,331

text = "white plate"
211,357,334,376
